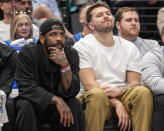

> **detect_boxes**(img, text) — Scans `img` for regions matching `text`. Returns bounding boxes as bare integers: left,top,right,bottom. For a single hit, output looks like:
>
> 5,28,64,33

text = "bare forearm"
109,98,122,108
61,70,72,91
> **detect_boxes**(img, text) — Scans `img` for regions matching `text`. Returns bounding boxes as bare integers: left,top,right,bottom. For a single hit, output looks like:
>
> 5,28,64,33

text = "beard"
44,41,64,55
94,23,114,33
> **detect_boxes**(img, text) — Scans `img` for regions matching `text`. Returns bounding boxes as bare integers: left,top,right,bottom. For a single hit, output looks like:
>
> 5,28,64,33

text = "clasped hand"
99,85,122,97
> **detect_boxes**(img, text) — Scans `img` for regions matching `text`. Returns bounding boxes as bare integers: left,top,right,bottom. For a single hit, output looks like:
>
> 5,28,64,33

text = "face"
41,28,65,55
15,16,31,39
1,0,21,16
20,0,32,12
88,6,114,33
116,11,140,38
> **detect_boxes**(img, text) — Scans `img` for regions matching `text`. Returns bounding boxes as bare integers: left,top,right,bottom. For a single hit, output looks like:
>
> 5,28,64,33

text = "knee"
137,87,153,105
6,98,16,113
138,87,153,98
68,98,83,112
85,88,109,107
87,88,107,99
16,99,34,113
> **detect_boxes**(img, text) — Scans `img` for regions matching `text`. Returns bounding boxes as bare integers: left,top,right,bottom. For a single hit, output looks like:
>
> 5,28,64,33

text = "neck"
3,15,12,24
118,33,137,43
81,25,91,37
93,31,114,47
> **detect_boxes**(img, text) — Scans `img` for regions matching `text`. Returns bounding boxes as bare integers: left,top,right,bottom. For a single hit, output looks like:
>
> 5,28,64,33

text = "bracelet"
61,65,71,73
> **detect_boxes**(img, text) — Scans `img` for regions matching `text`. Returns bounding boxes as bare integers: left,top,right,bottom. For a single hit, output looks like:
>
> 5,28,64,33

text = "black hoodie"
0,42,17,97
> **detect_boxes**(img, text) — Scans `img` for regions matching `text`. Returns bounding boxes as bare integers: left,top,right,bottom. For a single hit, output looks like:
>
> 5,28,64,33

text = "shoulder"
64,44,79,56
0,42,15,54
114,35,137,50
142,47,163,64
137,37,159,46
74,34,95,50
0,42,16,62
19,42,40,55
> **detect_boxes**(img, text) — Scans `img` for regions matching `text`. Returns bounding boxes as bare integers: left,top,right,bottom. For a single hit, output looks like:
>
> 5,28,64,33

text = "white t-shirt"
74,34,141,88
0,21,10,42
0,21,39,42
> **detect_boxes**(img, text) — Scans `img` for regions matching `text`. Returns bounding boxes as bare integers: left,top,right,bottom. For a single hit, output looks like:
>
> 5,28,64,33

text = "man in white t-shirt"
74,2,153,131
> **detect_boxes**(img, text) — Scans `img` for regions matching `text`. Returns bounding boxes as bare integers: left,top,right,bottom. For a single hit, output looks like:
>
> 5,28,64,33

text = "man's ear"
39,35,44,45
79,17,84,24
116,21,120,31
88,22,94,30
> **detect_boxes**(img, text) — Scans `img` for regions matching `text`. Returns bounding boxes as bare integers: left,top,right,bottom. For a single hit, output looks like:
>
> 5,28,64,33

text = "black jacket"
15,42,80,113
0,42,17,97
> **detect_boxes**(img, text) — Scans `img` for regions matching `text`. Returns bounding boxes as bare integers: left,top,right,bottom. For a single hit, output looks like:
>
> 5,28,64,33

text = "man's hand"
49,47,69,67
100,85,122,97
116,102,131,131
52,96,74,127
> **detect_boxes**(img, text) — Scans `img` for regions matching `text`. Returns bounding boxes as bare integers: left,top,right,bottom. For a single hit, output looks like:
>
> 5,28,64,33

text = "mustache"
46,42,64,48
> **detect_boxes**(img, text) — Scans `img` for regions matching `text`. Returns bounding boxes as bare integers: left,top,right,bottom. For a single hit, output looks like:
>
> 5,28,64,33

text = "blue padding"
12,80,18,89
11,46,22,51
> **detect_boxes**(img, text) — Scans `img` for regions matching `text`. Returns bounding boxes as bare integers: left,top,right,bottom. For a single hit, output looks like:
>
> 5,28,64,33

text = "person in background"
0,42,17,131
15,18,84,131
65,2,93,47
115,7,160,58
141,45,164,131
4,12,37,46
0,0,39,42
20,0,73,38
74,2,153,131
32,0,61,19
157,7,164,44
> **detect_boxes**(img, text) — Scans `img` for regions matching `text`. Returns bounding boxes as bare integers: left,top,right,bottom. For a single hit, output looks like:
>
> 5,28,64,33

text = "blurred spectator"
66,2,93,46
0,42,17,131
0,0,39,42
4,12,37,46
157,7,164,43
115,7,160,58
20,0,73,38
32,0,61,19
141,46,164,131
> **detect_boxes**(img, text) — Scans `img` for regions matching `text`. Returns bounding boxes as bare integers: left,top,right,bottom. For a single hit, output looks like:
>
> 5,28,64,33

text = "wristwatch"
119,87,126,93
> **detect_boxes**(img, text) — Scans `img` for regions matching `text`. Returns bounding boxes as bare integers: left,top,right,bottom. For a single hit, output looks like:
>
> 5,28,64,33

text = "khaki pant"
78,86,153,131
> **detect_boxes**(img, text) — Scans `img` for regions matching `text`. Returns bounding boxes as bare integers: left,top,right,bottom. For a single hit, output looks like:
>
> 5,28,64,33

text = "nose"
56,34,62,41
25,3,29,9
22,24,26,29
11,0,16,6
131,19,137,25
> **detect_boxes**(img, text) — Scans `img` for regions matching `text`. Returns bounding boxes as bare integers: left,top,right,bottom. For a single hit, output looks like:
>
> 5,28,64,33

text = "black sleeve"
15,46,53,112
0,50,17,97
58,46,80,99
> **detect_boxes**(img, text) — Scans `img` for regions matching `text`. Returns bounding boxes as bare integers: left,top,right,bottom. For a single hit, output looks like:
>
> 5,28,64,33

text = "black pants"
2,98,16,131
16,98,85,131
153,94,164,131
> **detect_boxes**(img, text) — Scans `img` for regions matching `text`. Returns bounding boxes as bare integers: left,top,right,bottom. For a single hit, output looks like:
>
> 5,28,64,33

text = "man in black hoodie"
0,42,17,131
15,18,84,131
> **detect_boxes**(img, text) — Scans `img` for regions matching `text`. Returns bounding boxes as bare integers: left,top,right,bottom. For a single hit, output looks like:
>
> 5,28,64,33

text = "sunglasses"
13,10,31,15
